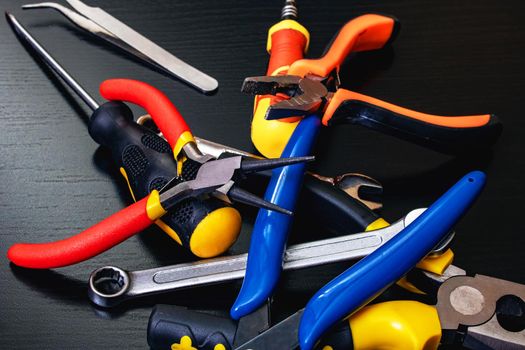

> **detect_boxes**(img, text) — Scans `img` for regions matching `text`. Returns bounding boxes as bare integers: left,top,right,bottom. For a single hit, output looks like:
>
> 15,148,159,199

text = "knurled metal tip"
228,186,293,216
240,156,314,174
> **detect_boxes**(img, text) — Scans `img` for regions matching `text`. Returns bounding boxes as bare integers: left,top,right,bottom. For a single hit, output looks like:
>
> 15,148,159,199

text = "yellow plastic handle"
349,301,442,350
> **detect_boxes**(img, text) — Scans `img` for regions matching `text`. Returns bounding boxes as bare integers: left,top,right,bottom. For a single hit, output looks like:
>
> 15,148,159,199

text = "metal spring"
281,0,298,19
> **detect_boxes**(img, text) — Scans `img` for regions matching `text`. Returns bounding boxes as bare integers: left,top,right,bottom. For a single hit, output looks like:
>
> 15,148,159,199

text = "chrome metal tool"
22,0,218,93
88,208,454,308
136,114,384,211
194,136,383,210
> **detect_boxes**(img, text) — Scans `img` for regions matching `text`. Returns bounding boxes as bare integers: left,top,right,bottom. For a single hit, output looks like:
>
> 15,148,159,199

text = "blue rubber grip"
298,170,486,350
230,116,321,320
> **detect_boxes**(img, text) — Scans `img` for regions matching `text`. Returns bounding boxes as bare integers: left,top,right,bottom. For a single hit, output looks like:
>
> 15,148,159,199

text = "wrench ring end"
88,266,130,308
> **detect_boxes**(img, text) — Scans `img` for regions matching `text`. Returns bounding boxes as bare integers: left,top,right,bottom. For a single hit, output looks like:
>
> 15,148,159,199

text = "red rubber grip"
7,197,154,269
99,79,191,149
267,28,308,75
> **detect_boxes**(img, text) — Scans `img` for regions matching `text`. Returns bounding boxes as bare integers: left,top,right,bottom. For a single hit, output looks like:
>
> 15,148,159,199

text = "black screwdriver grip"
148,305,237,350
88,101,228,250
328,99,502,155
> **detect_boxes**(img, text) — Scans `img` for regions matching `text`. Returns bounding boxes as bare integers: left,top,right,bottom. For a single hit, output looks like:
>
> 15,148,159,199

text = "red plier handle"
8,192,165,269
8,79,194,269
100,79,195,158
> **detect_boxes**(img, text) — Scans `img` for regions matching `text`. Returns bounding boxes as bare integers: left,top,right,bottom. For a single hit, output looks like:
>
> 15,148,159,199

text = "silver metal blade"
23,3,114,38
233,304,271,347
235,310,303,350
66,0,218,93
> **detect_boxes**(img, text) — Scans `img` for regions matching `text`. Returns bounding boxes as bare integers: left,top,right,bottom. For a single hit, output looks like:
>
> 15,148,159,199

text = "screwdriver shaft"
281,0,298,20
6,12,100,111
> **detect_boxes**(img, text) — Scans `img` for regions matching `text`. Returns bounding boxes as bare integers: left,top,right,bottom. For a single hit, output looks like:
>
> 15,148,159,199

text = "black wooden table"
1,0,524,348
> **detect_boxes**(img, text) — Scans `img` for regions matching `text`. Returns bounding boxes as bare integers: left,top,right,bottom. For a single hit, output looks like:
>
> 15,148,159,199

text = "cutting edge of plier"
158,155,314,216
403,265,525,349
241,75,331,121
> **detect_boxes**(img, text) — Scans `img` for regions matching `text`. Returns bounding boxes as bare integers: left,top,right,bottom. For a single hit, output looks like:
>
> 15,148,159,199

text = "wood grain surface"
1,0,524,348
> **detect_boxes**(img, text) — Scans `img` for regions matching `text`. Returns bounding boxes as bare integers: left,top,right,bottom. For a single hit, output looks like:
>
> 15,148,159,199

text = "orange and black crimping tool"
245,14,502,157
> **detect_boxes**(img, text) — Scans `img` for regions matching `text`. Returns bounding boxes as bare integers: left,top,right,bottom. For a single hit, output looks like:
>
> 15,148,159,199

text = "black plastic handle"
299,175,380,233
248,169,381,234
328,99,502,155
148,305,237,350
88,101,227,250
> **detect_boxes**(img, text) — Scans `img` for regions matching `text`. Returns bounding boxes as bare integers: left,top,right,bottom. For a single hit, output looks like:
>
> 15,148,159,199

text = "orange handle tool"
250,13,311,156
7,195,157,269
266,22,309,76
288,14,399,78
272,14,398,125
285,14,502,153
322,87,502,154
100,79,194,156
261,17,310,111
250,14,400,157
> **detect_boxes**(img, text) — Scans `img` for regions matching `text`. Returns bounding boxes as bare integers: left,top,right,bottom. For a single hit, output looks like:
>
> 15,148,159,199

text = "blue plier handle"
298,171,486,349
234,171,486,350
231,116,320,319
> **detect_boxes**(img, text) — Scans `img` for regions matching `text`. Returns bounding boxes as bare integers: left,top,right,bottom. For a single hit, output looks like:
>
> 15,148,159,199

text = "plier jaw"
405,265,525,349
436,274,525,349
242,75,330,121
159,155,315,216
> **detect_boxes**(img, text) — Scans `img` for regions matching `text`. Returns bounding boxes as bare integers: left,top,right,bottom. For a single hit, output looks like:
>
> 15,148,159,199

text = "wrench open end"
88,266,130,308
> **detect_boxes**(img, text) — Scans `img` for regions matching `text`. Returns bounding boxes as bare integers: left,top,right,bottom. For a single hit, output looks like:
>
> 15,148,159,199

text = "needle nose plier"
8,154,311,269
6,12,274,259
7,79,313,270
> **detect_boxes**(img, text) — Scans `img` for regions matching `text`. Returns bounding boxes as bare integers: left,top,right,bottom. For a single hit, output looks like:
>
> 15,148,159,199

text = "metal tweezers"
22,0,218,93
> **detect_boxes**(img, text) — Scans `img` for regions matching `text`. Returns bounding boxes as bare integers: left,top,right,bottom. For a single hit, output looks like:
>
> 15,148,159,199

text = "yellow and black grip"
316,301,441,350
148,304,237,350
87,101,241,258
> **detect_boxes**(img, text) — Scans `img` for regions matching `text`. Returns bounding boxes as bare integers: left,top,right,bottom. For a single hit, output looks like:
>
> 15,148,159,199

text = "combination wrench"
88,208,453,307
